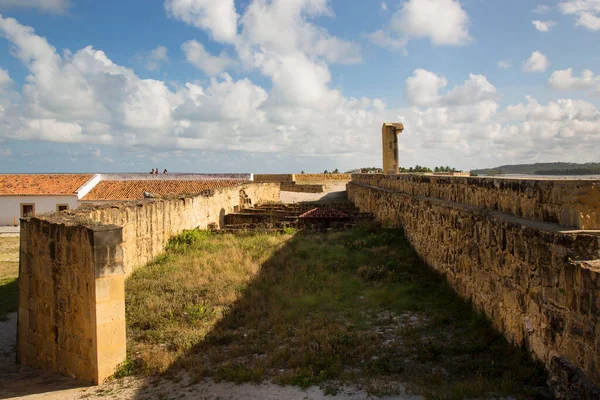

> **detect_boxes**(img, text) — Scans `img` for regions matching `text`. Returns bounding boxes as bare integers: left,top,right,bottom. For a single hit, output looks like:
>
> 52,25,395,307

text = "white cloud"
405,69,448,107
143,45,168,71
524,51,549,72
0,67,11,86
174,73,268,122
532,20,557,31
0,146,11,157
371,0,471,49
0,0,70,13
239,0,361,65
405,69,496,107
366,30,408,50
403,83,600,165
0,13,380,159
533,5,553,14
164,0,239,43
1,6,599,169
234,0,361,110
498,60,512,69
182,40,234,76
381,2,388,11
549,68,600,95
443,74,497,106
558,0,600,31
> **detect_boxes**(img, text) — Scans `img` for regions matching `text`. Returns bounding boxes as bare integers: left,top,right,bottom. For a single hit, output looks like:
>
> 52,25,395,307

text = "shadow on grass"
125,226,550,400
0,277,18,321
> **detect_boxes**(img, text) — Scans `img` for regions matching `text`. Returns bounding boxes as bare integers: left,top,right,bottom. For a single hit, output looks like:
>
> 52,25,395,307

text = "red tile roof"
0,174,94,196
82,180,246,201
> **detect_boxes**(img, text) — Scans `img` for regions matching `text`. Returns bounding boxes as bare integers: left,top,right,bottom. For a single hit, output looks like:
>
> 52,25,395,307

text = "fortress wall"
253,174,295,183
76,183,279,276
351,174,600,230
18,183,280,383
348,179,600,394
253,174,352,183
280,183,324,193
294,173,352,182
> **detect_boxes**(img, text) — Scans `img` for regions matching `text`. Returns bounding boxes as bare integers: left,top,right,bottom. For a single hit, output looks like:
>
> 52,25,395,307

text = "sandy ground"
0,227,19,237
280,182,349,203
0,313,420,400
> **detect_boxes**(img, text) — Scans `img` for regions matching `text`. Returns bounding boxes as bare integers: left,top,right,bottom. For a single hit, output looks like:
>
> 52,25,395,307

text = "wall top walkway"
351,174,600,230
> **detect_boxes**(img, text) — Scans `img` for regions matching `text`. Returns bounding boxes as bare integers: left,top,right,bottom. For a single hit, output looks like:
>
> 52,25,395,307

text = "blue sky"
0,0,599,173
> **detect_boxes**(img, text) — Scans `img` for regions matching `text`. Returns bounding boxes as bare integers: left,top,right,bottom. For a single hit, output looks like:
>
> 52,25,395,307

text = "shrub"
166,229,211,252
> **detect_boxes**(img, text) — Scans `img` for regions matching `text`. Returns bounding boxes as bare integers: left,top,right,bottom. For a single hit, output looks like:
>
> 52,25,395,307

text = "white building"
0,174,100,226
0,173,252,226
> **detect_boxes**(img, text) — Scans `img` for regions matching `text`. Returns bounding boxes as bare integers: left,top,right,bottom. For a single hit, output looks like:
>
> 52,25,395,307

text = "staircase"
221,202,374,233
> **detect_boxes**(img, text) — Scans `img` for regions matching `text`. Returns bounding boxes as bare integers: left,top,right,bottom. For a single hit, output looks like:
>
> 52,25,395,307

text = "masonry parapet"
351,173,600,230
348,178,600,396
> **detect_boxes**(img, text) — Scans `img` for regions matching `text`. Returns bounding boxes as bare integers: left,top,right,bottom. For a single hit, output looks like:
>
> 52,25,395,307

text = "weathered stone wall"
294,173,352,182
254,174,295,183
352,174,600,229
75,183,279,276
18,182,279,383
253,174,352,183
18,218,125,384
348,180,600,392
280,183,324,193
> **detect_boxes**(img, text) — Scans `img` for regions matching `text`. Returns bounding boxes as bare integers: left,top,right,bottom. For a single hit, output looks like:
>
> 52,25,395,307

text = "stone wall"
18,218,125,384
348,179,600,394
253,174,352,183
295,173,352,182
253,174,294,183
352,174,600,229
280,183,324,193
74,183,279,276
18,182,280,383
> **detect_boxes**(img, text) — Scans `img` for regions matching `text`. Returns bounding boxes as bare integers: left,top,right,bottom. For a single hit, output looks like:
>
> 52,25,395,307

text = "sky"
0,0,599,173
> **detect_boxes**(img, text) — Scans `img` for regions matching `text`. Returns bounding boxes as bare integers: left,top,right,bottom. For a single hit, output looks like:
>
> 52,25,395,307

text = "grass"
124,226,549,399
0,236,19,321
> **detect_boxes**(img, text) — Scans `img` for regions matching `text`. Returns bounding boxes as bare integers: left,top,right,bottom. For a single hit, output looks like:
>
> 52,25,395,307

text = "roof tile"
0,174,94,196
82,180,246,201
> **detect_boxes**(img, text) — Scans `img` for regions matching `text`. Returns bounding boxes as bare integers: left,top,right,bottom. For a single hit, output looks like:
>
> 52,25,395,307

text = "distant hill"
471,162,600,176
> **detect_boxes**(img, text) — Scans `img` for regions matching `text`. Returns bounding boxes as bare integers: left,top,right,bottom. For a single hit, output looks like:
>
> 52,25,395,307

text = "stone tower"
382,123,404,175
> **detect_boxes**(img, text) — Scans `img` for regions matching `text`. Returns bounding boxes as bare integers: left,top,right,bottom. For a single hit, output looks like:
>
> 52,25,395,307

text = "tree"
333,168,339,174
324,169,329,174
301,170,305,174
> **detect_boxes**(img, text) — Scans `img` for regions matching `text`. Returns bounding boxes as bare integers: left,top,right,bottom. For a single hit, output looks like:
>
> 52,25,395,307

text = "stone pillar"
382,123,404,175
17,218,125,384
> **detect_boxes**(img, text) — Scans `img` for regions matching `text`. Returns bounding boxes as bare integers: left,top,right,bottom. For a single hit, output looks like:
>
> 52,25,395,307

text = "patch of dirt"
0,313,420,400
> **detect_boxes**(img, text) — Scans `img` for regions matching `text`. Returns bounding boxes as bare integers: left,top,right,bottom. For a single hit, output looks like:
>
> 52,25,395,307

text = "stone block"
91,226,123,247
96,321,126,350
95,299,125,327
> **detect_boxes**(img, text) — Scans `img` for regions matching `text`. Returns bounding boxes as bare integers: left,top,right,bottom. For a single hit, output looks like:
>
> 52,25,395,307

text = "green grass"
0,236,19,321
124,226,549,399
